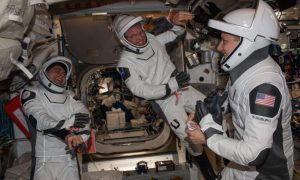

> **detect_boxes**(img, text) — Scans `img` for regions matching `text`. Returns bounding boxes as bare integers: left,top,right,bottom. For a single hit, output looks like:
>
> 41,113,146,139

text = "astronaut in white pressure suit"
21,56,91,180
113,11,220,179
187,1,294,179
113,11,219,179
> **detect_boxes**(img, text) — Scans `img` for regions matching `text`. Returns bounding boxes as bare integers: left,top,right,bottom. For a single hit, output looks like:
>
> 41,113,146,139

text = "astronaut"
112,11,217,179
186,0,294,179
20,56,91,180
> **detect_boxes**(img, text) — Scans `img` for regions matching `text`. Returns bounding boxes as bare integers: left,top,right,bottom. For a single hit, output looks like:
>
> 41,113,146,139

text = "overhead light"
92,12,107,16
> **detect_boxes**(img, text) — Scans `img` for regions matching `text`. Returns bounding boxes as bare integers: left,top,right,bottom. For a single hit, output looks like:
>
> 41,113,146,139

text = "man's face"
217,32,240,59
47,65,67,86
124,23,147,46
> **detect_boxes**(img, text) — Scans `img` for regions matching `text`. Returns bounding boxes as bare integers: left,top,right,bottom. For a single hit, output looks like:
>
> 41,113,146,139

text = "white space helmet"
113,14,149,53
38,56,72,93
208,0,279,71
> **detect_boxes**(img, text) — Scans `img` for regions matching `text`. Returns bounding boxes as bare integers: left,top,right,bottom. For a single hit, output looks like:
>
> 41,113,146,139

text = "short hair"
124,22,141,38
46,62,67,73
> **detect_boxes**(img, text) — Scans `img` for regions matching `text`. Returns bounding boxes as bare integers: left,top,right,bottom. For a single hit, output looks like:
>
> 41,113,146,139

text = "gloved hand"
195,92,227,140
165,71,190,97
193,2,221,26
195,100,224,139
175,71,190,88
195,100,209,124
204,91,228,125
66,143,87,159
73,113,90,128
204,2,221,17
193,6,210,26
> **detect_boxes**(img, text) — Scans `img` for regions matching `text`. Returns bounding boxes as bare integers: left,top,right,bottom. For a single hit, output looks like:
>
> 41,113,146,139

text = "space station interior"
0,0,300,180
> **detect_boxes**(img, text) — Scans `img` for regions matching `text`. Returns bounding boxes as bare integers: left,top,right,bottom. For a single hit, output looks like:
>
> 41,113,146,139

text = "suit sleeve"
202,83,282,166
68,93,91,142
117,65,168,100
155,23,185,45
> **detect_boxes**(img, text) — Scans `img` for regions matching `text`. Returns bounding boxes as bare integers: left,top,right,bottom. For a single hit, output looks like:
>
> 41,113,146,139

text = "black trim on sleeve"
26,115,37,180
21,90,36,105
74,130,90,135
155,84,172,101
161,84,171,99
73,95,80,101
204,127,223,139
28,115,37,130
248,148,270,166
249,83,281,118
43,120,66,134
45,129,70,140
118,67,131,81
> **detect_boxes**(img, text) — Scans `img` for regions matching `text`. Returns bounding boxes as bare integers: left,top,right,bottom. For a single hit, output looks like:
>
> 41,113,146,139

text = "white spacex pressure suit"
117,24,205,156
21,84,91,180
200,47,294,179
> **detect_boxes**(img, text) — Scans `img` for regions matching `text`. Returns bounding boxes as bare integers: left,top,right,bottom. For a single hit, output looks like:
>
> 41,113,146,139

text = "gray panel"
60,0,188,16
61,15,121,64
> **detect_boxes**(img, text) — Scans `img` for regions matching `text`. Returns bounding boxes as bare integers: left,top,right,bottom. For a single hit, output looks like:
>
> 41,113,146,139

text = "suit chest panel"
41,92,72,121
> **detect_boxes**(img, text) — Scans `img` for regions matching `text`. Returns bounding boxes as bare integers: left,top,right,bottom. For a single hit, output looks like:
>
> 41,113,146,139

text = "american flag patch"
255,93,276,108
